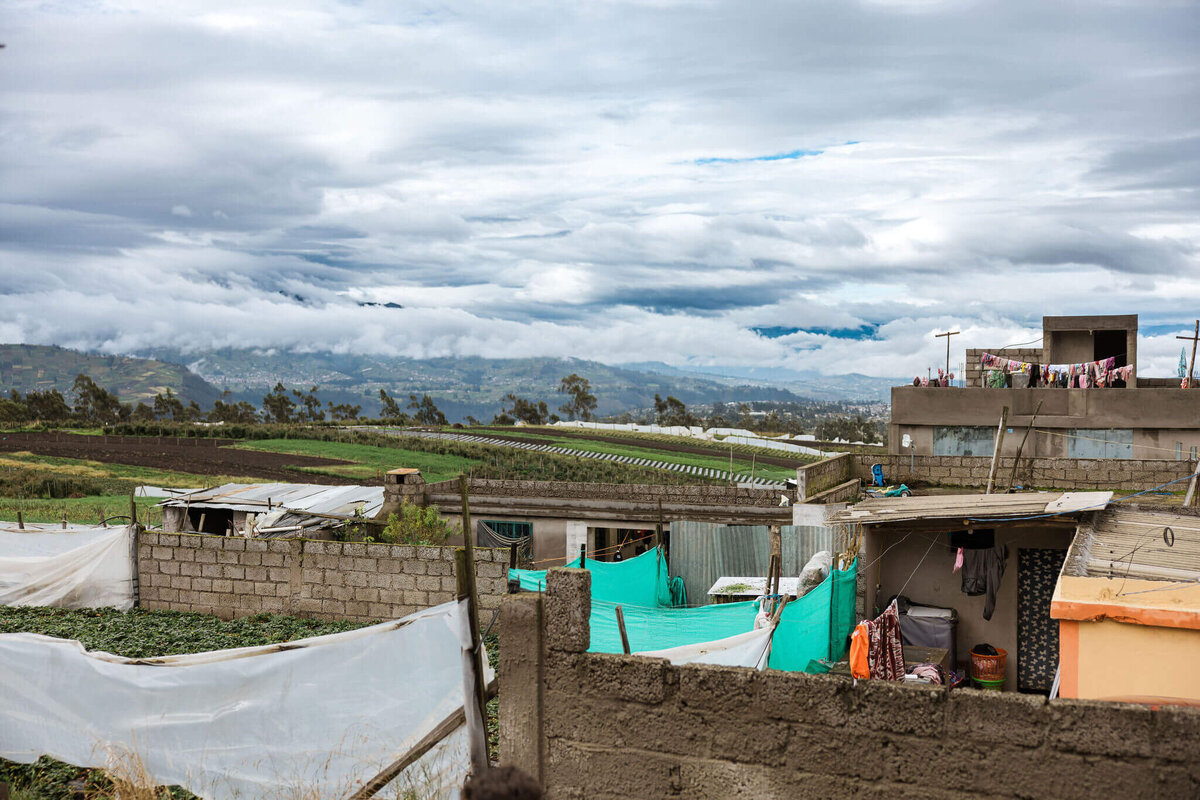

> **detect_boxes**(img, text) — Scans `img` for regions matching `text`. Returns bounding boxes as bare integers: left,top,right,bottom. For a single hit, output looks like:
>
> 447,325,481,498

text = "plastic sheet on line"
637,627,774,669
0,599,492,800
0,525,134,610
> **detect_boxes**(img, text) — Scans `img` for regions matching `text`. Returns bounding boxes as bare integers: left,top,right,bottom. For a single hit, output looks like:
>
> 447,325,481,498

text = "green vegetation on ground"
0,607,499,798
231,438,477,483
0,607,370,799
0,450,260,489
460,427,807,480
217,429,718,485
0,495,163,525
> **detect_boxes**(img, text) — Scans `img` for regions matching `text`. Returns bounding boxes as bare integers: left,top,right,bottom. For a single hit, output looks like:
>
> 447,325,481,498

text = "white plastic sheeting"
0,600,493,800
637,627,774,669
0,525,135,610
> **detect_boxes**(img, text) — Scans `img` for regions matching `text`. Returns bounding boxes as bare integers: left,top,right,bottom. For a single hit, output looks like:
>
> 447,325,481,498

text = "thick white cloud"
1,0,1198,379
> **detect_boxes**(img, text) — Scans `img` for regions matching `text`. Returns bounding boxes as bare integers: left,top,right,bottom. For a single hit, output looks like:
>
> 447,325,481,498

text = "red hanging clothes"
865,600,905,681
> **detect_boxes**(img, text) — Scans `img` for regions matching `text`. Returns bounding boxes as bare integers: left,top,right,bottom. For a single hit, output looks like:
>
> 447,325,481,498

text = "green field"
0,450,259,489
231,438,479,483
461,429,801,481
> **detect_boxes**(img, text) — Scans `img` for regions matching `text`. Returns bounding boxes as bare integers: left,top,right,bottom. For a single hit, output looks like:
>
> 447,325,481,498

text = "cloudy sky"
3,0,1199,378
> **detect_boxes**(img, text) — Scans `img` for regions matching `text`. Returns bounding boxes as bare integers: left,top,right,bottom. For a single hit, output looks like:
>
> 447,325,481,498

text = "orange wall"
1059,618,1200,703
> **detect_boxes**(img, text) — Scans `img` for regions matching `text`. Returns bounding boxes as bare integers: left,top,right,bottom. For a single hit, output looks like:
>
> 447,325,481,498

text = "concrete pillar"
498,567,590,787
545,568,591,654
564,521,587,562
499,592,545,781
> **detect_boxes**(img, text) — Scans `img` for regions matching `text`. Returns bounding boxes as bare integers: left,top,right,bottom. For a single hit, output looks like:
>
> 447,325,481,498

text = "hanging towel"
953,546,964,573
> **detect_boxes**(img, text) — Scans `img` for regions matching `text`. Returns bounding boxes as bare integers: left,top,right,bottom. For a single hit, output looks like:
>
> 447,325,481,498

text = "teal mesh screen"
511,549,857,672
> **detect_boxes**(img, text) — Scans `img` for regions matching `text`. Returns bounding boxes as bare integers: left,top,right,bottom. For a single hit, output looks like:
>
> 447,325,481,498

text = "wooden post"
729,446,734,485
61,513,67,530
456,475,488,771
129,494,137,527
579,543,586,568
1005,400,1043,492
1184,460,1200,507
454,548,489,775
509,542,518,570
985,407,1010,495
1177,321,1200,388
16,511,23,530
615,605,631,654
935,330,960,384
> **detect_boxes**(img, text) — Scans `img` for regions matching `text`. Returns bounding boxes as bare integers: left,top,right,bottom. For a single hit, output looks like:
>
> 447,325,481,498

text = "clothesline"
981,352,1133,388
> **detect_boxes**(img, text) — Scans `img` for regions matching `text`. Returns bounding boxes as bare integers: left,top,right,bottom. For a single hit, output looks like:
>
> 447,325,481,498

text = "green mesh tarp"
767,558,858,671
510,549,858,672
509,547,676,608
588,598,758,654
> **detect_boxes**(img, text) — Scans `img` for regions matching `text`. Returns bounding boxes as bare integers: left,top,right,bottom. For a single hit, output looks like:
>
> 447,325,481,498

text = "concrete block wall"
138,530,508,622
499,569,1200,799
965,347,1043,387
851,453,1194,492
794,453,852,500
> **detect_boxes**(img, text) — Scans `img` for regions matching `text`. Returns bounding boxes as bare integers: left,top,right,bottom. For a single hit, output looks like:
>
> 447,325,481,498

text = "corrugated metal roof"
826,491,1112,525
1079,507,1200,581
159,483,384,532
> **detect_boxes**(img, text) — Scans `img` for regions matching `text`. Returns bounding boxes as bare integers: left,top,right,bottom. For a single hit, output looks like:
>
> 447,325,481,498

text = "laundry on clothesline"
980,352,1133,389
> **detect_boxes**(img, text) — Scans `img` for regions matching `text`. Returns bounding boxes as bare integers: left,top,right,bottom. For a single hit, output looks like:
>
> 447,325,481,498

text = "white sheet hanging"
637,626,775,669
0,525,135,609
0,599,493,800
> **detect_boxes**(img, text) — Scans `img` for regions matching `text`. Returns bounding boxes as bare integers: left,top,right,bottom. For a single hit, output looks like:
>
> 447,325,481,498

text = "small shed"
158,483,385,538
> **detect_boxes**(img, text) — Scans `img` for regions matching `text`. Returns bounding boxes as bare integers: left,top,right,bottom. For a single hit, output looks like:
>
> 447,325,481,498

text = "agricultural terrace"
459,425,816,482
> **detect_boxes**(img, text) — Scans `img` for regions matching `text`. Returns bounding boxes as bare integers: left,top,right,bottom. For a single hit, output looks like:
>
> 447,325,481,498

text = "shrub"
378,502,460,545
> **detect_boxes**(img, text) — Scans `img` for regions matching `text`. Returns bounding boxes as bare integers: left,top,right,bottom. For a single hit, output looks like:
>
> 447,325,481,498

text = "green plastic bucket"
974,677,1005,692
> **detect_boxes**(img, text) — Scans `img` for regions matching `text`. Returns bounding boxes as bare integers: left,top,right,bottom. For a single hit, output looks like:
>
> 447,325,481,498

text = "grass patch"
0,495,165,525
231,438,479,483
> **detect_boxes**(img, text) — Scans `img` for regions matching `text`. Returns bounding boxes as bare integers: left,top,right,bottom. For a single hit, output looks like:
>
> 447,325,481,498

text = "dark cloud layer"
1,0,1198,376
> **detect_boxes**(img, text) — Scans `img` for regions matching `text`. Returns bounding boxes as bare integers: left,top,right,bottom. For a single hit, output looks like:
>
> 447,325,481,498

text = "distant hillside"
0,344,222,407
135,347,885,421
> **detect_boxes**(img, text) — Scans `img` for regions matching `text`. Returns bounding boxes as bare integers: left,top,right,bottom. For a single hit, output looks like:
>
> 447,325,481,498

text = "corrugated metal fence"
670,521,838,605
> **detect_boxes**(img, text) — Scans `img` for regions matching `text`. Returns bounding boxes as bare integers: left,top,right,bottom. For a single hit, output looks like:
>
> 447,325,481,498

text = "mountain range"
0,344,896,421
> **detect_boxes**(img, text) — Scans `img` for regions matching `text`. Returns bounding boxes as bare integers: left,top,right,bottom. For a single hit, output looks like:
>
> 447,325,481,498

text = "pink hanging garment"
953,547,964,573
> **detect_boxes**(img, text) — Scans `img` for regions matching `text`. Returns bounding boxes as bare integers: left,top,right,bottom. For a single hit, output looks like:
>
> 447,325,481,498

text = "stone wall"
965,347,1043,387
426,478,784,507
851,453,1194,492
137,530,508,622
498,569,1200,799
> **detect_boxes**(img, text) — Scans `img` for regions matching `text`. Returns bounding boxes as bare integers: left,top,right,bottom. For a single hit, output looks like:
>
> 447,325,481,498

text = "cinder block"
152,546,173,560
1046,699,1155,759
211,579,233,593
245,539,268,552
261,552,285,567
223,565,245,580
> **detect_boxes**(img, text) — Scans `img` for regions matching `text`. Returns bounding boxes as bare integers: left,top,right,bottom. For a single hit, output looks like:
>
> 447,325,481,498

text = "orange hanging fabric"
849,621,871,679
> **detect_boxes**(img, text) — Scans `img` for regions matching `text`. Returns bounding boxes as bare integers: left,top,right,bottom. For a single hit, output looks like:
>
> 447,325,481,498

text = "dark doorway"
1093,330,1128,386
1017,548,1067,693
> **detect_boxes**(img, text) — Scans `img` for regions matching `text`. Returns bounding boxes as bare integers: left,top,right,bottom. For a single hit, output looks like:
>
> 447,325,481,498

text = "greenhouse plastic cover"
512,548,857,671
0,599,491,800
0,525,134,610
638,627,774,669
